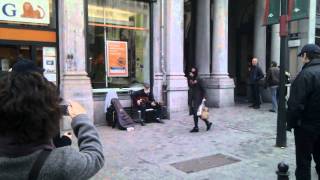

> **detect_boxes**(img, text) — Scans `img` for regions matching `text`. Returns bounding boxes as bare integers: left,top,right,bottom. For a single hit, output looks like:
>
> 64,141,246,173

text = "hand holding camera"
67,101,87,119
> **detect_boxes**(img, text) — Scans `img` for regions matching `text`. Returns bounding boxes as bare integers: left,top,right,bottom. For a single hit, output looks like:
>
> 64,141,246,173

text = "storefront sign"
0,0,50,25
43,47,57,84
106,41,128,77
264,0,309,25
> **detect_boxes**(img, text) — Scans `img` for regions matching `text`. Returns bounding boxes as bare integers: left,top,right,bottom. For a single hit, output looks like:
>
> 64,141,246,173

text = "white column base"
166,74,188,118
204,76,235,107
60,72,94,130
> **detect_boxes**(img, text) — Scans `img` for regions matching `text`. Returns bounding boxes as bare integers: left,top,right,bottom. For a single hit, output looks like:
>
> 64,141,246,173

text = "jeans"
270,86,278,112
294,128,320,180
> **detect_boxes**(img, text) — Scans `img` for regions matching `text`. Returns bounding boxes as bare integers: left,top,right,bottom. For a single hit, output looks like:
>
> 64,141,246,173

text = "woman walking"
188,68,212,133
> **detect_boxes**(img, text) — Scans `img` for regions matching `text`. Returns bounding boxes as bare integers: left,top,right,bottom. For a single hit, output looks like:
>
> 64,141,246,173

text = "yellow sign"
0,0,50,25
106,41,128,77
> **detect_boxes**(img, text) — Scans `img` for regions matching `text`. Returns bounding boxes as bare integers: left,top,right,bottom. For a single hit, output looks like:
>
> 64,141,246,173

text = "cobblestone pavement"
90,103,318,180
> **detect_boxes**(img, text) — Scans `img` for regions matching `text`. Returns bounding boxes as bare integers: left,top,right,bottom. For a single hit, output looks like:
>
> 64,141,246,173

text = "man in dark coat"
287,44,320,180
132,83,164,123
249,57,264,109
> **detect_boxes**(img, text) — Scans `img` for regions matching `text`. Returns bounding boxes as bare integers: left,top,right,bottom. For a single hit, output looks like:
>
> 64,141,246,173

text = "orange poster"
106,41,128,77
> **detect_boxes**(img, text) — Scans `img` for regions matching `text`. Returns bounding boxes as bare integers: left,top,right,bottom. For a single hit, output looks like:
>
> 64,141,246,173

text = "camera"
60,104,69,115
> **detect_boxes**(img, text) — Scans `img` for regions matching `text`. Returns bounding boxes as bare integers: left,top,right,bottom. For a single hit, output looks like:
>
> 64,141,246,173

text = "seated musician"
132,83,164,123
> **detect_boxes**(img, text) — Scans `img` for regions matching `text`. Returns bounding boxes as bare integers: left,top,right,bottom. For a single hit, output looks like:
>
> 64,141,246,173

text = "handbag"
197,103,204,116
197,99,206,117
201,106,209,120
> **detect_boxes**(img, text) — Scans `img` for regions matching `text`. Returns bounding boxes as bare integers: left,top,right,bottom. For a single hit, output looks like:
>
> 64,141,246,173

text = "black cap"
12,59,44,74
297,44,320,57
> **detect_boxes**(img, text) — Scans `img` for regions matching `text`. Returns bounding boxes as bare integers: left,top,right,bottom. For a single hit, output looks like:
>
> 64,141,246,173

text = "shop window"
87,0,150,89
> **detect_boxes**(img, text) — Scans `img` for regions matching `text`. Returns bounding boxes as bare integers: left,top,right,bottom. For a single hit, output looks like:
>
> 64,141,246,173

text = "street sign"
264,0,280,25
264,0,310,25
289,0,310,21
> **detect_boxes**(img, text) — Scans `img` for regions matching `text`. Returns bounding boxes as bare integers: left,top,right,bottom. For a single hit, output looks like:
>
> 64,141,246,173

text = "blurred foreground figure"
0,71,104,180
287,44,320,180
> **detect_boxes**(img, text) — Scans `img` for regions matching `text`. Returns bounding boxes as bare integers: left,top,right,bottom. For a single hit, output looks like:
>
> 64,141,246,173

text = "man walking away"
287,44,320,180
249,58,264,109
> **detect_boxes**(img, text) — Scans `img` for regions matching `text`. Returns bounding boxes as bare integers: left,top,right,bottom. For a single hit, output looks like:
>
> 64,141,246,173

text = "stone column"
165,0,188,116
195,0,210,77
271,24,281,65
152,1,163,102
205,0,235,107
253,0,266,73
308,0,317,44
59,0,94,127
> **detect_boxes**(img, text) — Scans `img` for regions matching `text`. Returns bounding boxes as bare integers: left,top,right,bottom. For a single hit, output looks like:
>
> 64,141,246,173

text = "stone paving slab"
90,104,318,180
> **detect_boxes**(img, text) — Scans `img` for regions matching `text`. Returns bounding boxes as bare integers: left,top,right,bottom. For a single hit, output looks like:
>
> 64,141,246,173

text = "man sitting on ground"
132,83,164,123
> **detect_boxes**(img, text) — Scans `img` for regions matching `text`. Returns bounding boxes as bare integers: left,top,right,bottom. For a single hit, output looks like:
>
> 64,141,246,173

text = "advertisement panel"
43,47,57,84
0,0,50,25
106,41,128,77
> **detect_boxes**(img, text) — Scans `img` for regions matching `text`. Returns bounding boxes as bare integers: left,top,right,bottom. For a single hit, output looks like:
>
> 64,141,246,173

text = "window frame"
85,0,154,93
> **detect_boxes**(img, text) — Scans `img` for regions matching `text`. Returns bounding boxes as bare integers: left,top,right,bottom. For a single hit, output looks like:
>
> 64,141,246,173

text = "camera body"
60,104,69,116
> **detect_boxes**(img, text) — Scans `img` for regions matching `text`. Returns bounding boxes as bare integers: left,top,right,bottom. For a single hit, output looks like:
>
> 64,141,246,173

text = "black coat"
266,67,280,86
132,89,155,106
287,59,320,134
249,65,264,85
189,78,205,112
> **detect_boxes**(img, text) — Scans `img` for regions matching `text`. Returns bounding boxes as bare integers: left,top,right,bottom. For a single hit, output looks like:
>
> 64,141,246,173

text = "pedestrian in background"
188,68,212,133
266,61,280,113
248,58,264,109
187,67,198,115
287,44,320,180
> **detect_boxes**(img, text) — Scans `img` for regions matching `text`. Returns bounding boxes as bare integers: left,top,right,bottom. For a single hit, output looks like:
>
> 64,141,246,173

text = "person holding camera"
0,69,104,179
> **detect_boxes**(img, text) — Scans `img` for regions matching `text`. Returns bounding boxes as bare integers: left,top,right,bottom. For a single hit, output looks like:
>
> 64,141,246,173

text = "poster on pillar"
106,41,128,78
43,47,57,84
264,0,310,25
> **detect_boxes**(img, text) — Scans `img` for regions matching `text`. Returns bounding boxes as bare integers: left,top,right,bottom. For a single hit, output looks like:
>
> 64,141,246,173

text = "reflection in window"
87,0,150,89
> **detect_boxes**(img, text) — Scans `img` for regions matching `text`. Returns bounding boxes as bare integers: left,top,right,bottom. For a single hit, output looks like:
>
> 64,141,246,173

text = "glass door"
0,44,57,84
0,45,31,72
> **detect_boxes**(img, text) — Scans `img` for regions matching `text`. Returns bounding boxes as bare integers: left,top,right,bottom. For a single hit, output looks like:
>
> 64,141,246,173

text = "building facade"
0,0,318,126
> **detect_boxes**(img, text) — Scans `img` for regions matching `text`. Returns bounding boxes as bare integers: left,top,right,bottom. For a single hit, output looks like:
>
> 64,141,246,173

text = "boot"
190,127,199,133
206,122,212,131
203,119,212,131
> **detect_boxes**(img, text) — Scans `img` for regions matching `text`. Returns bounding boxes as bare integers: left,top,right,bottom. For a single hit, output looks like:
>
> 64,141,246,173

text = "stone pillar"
152,1,163,102
308,0,317,44
59,0,94,127
253,0,266,73
206,0,235,107
165,0,188,116
195,0,210,77
271,24,281,65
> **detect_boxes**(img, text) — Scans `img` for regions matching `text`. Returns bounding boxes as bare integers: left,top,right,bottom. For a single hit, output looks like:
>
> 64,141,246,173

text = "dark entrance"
229,0,255,99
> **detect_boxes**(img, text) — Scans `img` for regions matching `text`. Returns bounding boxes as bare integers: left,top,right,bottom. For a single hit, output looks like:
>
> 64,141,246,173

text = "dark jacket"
132,89,155,107
249,65,264,85
287,59,320,134
189,78,205,111
266,66,280,86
